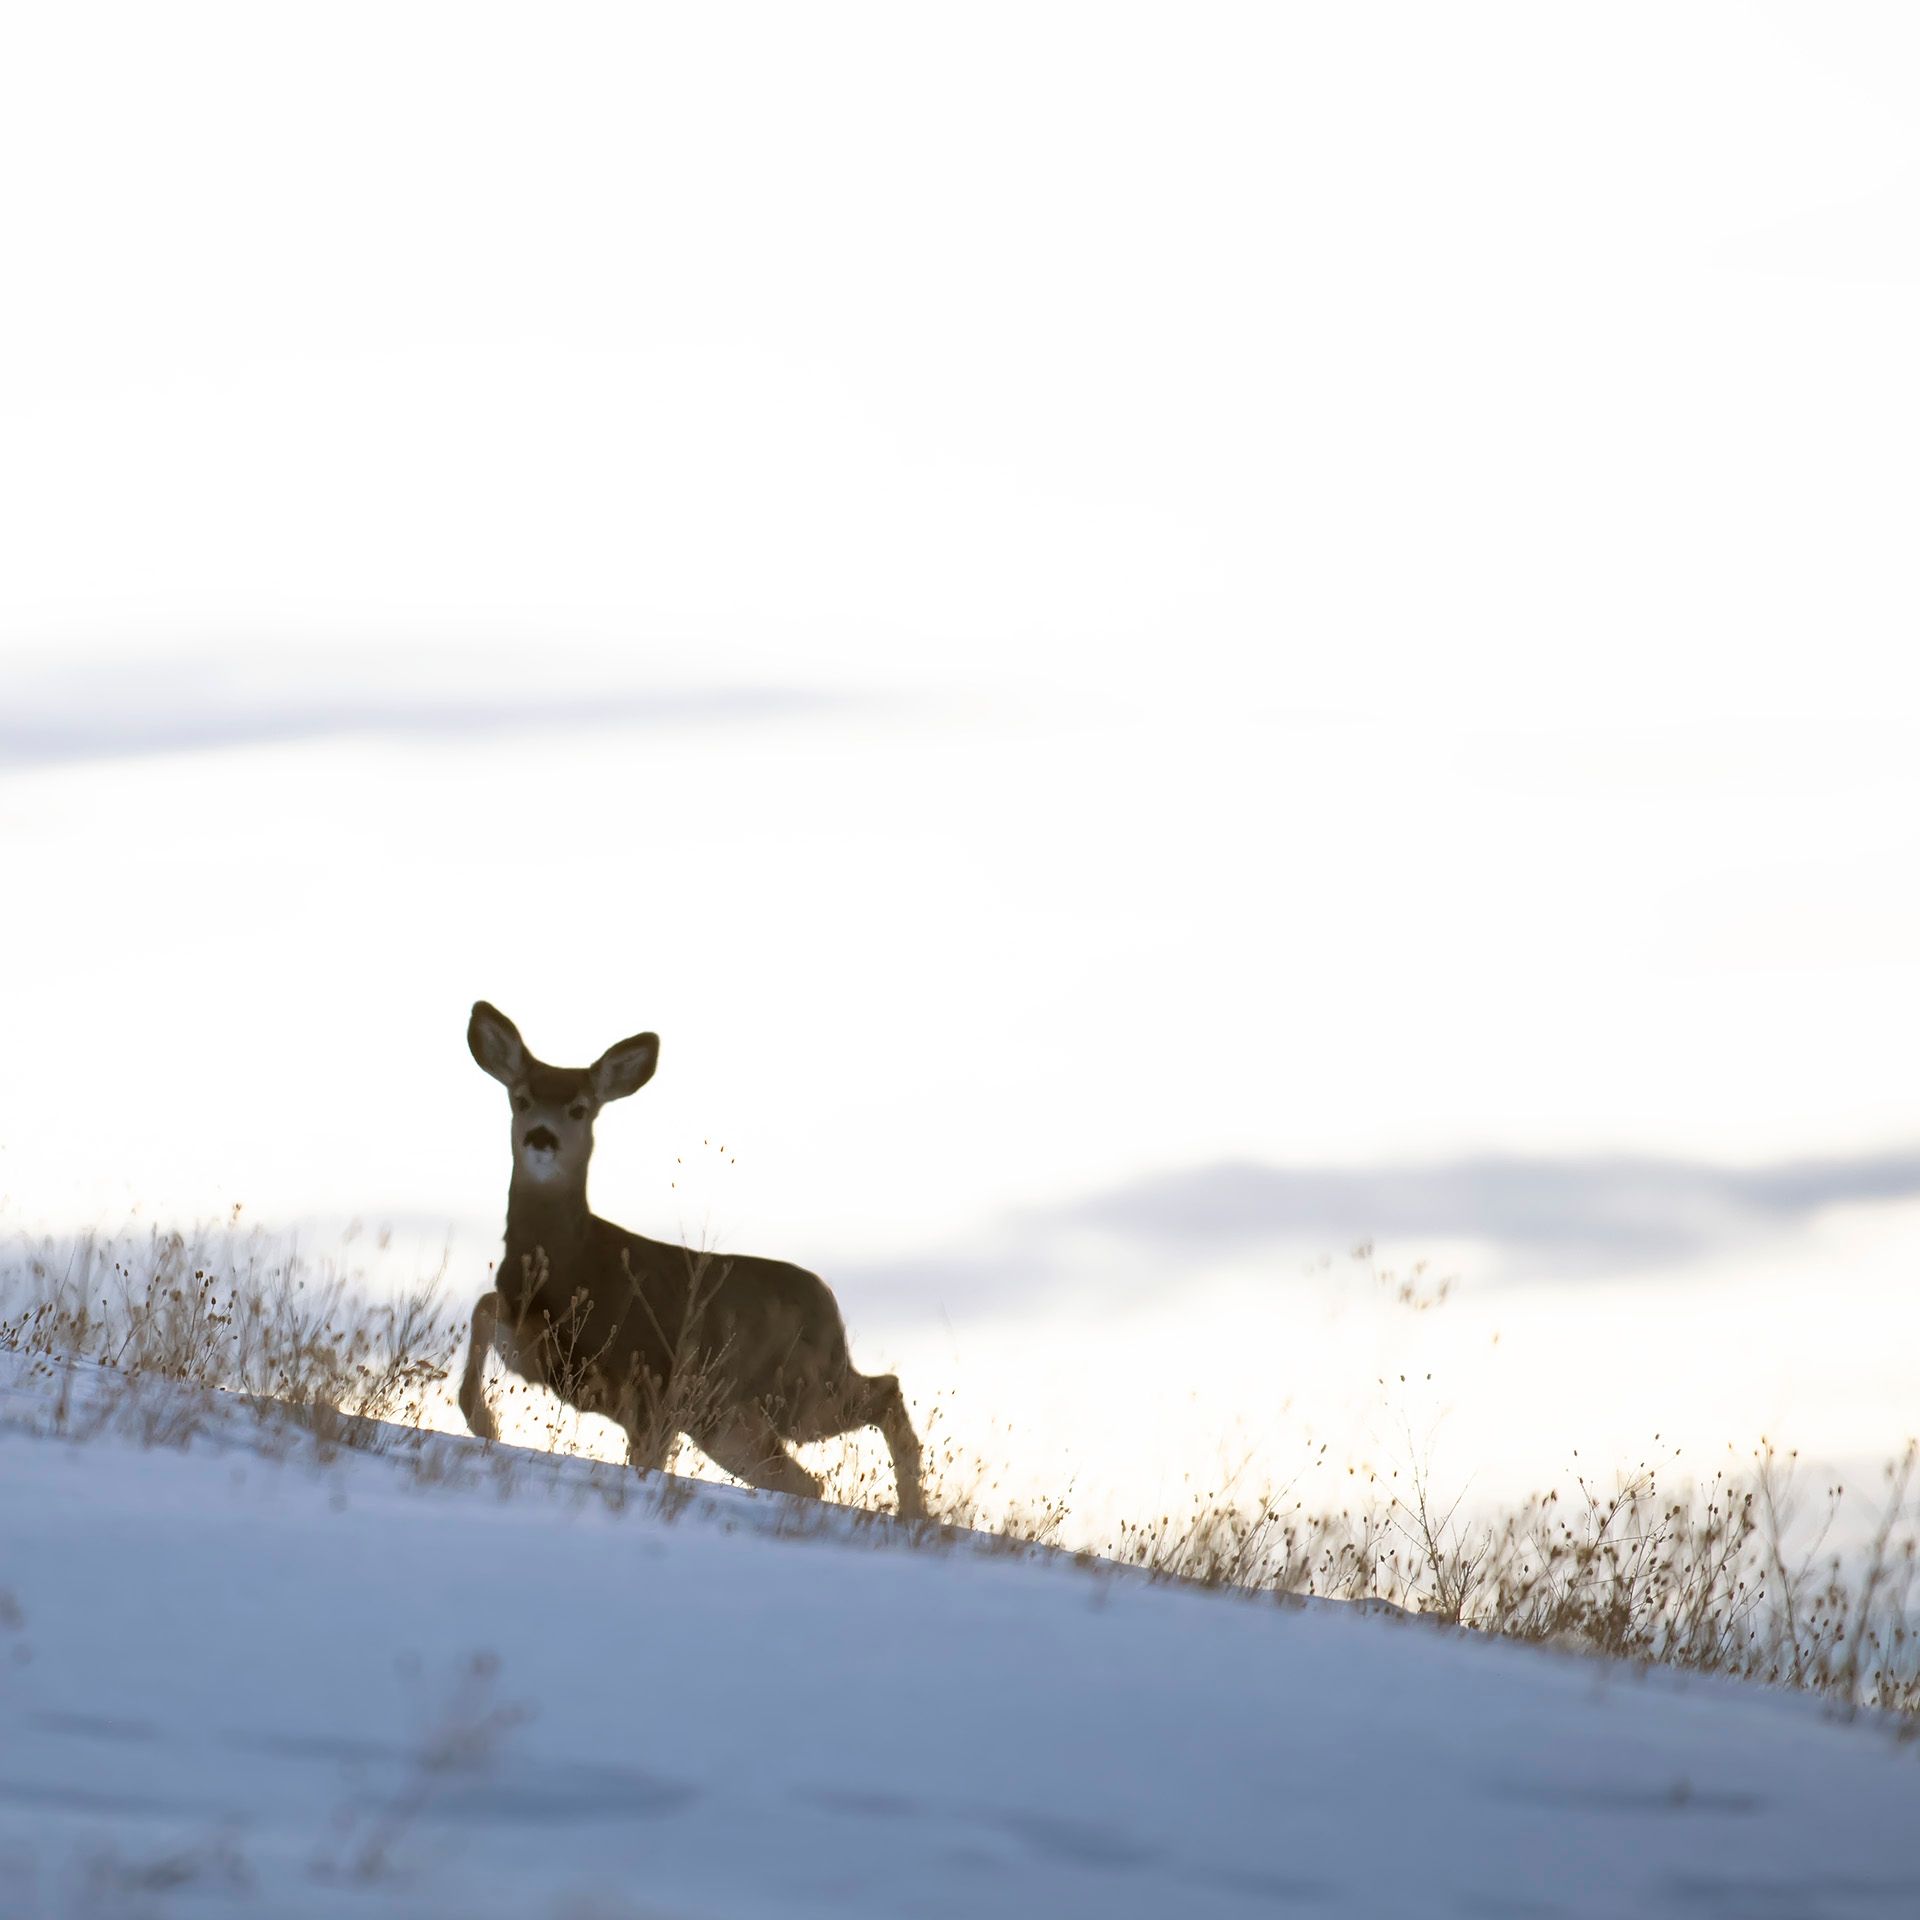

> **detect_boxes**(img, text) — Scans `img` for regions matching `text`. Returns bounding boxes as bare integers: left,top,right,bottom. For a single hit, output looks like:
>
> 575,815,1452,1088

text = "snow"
2,1355,1917,1918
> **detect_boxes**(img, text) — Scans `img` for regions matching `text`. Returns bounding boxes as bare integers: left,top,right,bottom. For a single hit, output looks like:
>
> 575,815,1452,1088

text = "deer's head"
467,1001,659,1192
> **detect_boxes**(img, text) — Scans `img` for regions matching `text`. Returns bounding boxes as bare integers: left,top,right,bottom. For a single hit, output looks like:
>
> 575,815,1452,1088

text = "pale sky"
3,4,1918,1518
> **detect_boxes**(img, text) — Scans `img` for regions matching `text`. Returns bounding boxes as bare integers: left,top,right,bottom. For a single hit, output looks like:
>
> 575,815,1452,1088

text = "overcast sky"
3,4,1918,1505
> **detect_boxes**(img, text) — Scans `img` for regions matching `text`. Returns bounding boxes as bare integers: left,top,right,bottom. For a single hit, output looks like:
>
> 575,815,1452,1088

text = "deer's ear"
468,1002,530,1085
591,1031,659,1103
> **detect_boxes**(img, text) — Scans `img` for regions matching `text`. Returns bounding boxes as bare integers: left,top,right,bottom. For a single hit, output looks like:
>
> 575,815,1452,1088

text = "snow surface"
1,1355,1917,1919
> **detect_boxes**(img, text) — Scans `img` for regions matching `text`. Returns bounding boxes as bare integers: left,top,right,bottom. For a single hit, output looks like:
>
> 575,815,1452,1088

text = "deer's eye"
513,1093,531,1113
568,1102,589,1121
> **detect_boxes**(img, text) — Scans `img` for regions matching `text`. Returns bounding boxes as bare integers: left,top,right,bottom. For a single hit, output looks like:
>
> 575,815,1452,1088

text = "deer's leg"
458,1291,501,1441
606,1360,673,1475
783,1363,926,1520
858,1372,924,1519
694,1409,822,1501
621,1399,673,1475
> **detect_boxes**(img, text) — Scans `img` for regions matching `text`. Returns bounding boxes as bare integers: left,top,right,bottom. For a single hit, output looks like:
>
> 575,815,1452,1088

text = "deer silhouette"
457,1002,923,1516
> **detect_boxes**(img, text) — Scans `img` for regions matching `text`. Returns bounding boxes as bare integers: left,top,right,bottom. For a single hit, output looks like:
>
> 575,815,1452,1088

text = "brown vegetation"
4,1224,1916,1729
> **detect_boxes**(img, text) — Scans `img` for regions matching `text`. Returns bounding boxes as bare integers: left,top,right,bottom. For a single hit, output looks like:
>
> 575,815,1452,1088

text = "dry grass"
5,1222,1917,1730
0,1223,463,1455
767,1378,1920,1726
1092,1440,1920,1724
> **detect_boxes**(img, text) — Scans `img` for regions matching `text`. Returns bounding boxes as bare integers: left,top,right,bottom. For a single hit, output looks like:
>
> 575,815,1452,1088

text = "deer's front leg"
458,1290,501,1440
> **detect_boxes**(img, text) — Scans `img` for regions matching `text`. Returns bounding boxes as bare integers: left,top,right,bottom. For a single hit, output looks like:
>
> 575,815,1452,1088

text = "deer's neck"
502,1177,594,1294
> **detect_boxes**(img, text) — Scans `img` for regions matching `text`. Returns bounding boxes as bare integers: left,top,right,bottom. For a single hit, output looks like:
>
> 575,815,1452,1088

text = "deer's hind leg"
785,1366,925,1520
458,1291,501,1441
853,1371,924,1519
694,1408,823,1502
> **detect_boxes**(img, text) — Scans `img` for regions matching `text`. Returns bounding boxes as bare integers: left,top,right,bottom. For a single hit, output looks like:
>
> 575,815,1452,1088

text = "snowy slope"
1,1355,1916,1920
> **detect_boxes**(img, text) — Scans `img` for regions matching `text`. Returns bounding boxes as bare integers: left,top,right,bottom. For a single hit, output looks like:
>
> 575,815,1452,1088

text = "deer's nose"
524,1125,560,1153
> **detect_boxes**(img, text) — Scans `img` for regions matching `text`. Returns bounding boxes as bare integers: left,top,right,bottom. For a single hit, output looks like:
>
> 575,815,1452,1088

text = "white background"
4,3,1918,1516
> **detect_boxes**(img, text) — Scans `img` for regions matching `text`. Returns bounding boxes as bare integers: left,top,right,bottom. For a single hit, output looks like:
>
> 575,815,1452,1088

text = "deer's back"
608,1222,854,1397
500,1215,852,1413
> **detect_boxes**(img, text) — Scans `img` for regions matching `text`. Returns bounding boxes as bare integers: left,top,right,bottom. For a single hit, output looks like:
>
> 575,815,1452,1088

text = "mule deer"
458,1002,923,1516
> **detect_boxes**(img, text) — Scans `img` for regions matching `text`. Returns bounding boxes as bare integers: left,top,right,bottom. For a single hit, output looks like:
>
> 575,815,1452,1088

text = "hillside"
1,1352,1916,1919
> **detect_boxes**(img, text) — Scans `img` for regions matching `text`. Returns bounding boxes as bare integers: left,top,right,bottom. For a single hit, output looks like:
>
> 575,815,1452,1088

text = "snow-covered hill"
2,1353,1916,1919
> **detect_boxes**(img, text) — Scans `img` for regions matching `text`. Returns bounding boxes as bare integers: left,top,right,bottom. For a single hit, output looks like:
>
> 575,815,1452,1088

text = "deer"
457,1001,924,1517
